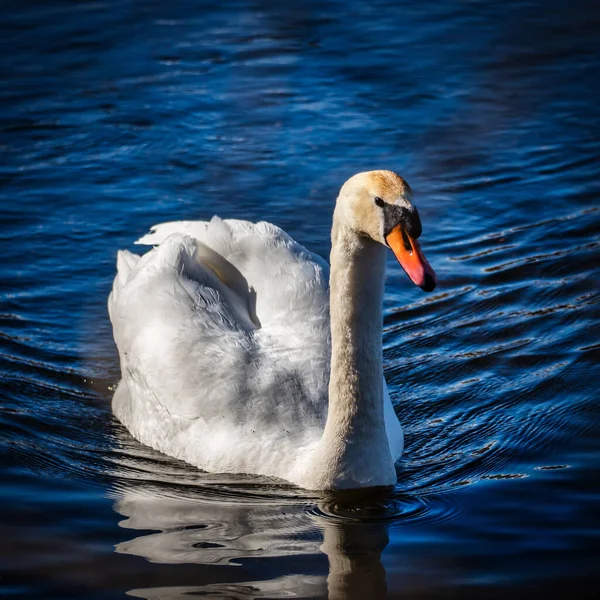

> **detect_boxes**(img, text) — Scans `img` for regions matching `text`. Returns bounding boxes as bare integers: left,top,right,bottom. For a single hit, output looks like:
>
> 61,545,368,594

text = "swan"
108,170,437,490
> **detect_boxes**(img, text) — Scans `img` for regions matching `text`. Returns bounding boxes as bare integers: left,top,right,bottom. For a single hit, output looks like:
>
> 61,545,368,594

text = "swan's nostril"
421,273,436,292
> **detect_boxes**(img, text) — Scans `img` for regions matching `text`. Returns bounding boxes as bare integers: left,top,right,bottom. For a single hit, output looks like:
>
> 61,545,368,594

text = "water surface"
1,1,599,598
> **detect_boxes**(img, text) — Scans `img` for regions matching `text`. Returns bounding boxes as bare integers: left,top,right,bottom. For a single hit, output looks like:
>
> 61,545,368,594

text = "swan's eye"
374,197,385,208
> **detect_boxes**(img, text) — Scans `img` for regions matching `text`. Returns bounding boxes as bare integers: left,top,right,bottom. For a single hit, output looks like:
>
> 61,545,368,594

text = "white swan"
109,170,437,490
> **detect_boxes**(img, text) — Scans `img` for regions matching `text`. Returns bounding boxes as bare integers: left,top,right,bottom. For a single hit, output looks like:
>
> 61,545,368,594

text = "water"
1,0,599,597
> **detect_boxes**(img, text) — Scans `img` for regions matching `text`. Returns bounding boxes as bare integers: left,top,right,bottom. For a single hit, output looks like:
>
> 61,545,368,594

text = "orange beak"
386,225,437,292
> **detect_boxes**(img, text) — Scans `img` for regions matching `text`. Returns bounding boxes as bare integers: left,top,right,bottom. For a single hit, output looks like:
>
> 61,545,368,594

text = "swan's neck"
327,219,386,436
315,215,394,487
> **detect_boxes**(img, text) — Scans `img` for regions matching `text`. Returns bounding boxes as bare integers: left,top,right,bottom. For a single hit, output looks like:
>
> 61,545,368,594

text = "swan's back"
108,218,331,479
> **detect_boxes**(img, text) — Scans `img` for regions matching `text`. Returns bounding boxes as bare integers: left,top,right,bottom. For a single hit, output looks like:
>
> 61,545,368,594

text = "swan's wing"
109,218,330,433
135,217,330,331
110,234,254,421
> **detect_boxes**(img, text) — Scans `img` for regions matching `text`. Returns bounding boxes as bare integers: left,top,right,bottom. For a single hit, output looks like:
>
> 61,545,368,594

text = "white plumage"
109,171,436,489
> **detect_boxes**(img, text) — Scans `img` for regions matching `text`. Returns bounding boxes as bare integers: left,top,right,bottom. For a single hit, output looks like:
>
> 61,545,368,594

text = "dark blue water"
1,1,599,598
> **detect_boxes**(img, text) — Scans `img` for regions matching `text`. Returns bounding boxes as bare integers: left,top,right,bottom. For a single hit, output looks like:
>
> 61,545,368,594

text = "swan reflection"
113,483,391,599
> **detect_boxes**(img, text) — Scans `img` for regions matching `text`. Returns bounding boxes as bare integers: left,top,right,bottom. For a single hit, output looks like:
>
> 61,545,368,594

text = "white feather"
109,175,407,490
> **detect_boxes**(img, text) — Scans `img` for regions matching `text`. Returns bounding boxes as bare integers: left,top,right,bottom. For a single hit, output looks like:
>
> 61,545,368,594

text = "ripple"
483,241,598,275
307,489,463,527
481,473,527,480
535,464,570,471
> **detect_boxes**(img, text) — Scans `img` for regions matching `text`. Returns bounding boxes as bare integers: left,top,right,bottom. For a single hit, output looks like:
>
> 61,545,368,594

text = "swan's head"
336,170,437,292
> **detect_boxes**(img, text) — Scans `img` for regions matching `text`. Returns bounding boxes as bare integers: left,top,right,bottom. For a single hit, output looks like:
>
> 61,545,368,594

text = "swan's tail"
116,249,140,286
108,249,141,323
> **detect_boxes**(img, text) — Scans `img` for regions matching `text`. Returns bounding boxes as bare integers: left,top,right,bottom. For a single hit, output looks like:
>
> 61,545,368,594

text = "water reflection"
114,485,394,599
318,493,390,600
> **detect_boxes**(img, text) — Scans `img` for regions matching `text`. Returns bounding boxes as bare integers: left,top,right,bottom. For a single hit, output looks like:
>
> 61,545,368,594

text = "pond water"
1,0,599,598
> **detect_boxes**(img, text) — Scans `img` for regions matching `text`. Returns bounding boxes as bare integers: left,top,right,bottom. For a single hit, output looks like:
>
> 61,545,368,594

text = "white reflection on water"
114,485,390,599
